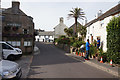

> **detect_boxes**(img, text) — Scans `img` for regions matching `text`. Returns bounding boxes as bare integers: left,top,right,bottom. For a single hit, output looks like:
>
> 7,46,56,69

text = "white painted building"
54,17,68,38
86,3,120,52
36,31,54,42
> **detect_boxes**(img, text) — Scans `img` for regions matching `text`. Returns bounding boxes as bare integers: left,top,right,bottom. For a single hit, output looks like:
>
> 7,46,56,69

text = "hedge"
106,16,120,64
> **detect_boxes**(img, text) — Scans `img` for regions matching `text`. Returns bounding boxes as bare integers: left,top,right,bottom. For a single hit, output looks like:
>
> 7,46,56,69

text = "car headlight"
16,49,21,53
3,71,12,77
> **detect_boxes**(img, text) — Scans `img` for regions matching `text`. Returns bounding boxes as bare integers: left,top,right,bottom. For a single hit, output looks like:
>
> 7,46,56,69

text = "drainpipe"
0,3,2,59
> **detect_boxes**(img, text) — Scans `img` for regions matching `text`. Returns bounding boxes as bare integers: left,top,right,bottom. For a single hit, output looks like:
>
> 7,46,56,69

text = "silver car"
0,59,22,80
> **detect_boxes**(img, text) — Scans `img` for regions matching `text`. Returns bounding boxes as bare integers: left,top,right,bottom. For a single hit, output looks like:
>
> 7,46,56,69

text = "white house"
54,17,68,38
36,31,54,42
86,3,120,52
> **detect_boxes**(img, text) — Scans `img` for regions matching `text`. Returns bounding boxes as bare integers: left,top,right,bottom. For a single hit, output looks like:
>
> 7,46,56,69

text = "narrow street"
28,42,115,78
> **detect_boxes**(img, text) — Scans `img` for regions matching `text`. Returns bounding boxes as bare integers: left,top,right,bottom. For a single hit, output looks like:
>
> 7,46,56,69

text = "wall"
86,16,113,52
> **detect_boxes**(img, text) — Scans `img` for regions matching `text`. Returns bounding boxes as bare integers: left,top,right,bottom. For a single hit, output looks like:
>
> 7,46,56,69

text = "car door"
2,43,14,59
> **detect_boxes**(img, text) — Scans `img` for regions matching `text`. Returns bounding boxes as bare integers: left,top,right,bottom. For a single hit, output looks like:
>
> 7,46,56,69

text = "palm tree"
68,7,85,36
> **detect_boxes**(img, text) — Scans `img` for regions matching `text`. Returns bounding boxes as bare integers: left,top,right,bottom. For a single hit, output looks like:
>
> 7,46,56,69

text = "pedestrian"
80,44,85,54
97,38,100,50
85,39,90,60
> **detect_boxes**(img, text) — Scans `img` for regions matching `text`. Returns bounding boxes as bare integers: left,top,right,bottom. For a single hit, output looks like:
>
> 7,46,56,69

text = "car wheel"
7,55,15,61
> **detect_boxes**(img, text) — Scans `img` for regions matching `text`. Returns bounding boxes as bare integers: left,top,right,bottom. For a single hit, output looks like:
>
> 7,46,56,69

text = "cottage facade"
2,1,34,54
86,3,120,52
54,17,68,38
36,31,54,42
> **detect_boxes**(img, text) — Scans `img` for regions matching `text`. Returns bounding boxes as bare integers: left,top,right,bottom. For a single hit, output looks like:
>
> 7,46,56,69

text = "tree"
64,28,73,37
68,7,85,36
78,25,87,41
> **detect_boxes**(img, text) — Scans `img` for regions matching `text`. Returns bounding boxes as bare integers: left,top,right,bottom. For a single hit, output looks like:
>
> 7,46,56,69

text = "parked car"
0,59,22,80
0,41,22,60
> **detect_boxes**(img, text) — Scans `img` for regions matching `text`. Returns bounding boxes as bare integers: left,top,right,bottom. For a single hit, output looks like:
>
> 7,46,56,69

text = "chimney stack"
12,1,20,13
60,17,64,24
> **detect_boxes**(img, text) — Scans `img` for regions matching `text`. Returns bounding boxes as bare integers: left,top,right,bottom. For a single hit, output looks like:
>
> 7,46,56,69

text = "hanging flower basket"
12,27,18,31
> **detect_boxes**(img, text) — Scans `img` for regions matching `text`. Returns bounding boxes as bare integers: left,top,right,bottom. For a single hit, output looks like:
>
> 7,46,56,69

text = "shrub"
89,44,97,56
106,16,120,64
55,36,70,44
72,41,85,48
98,52,107,62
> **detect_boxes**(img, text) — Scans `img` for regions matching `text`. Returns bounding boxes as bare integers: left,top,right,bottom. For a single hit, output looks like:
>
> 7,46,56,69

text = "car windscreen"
6,42,14,48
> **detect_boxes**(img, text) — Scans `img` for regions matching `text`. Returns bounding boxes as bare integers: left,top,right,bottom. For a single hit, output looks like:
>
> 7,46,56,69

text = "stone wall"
56,44,70,53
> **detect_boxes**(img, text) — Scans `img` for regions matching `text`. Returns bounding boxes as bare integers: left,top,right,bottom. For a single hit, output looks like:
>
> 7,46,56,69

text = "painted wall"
86,13,120,52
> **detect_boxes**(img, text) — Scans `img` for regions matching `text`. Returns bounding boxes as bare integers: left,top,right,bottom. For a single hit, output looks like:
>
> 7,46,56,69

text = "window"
23,29,29,34
7,41,21,47
24,41,32,46
100,20,104,27
2,43,13,50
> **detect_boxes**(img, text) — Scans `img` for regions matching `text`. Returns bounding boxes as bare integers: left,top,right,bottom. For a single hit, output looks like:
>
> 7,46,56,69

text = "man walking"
85,39,90,60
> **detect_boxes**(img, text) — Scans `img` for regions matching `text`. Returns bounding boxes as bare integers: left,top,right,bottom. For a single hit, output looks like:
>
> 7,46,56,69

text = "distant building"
86,3,120,52
54,17,68,38
36,31,54,42
2,1,34,54
69,22,83,37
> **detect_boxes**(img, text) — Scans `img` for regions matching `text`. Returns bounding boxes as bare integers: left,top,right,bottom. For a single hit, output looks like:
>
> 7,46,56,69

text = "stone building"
69,22,83,37
2,1,34,54
54,17,68,38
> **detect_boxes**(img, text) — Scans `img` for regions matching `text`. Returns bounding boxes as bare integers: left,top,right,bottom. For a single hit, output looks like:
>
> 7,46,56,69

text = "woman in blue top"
85,39,90,60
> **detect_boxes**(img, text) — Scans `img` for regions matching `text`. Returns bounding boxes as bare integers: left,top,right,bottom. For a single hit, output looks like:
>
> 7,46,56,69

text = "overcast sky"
1,0,120,31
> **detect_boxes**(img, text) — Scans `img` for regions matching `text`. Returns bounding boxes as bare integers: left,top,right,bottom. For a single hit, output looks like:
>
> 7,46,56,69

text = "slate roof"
85,3,120,27
69,22,83,29
39,31,54,36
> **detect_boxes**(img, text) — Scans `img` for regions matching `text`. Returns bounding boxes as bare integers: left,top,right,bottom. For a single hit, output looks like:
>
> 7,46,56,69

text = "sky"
1,0,120,31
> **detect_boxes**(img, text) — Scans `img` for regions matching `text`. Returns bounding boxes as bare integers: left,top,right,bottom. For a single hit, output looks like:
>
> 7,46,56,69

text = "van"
0,59,22,79
0,41,22,60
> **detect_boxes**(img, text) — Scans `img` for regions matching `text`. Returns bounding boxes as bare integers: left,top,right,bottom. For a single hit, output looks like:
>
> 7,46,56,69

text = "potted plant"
90,44,97,59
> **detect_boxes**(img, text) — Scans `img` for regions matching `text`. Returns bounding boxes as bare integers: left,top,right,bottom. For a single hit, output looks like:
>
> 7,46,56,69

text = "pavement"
65,53,120,78
15,45,40,78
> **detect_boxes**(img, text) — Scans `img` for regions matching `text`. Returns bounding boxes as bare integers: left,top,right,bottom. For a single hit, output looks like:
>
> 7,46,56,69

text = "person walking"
97,38,100,50
85,39,90,60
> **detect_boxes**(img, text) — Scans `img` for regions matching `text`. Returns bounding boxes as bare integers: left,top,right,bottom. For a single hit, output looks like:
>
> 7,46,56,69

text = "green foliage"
68,7,85,36
64,28,73,37
78,25,87,41
69,37,75,45
55,36,70,44
98,52,107,62
93,40,97,47
106,16,120,64
89,44,97,56
72,40,85,48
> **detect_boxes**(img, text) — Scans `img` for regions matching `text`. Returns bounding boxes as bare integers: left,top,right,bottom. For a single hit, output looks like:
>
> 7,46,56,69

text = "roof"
69,22,83,29
39,31,54,36
85,3,120,27
2,8,27,16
